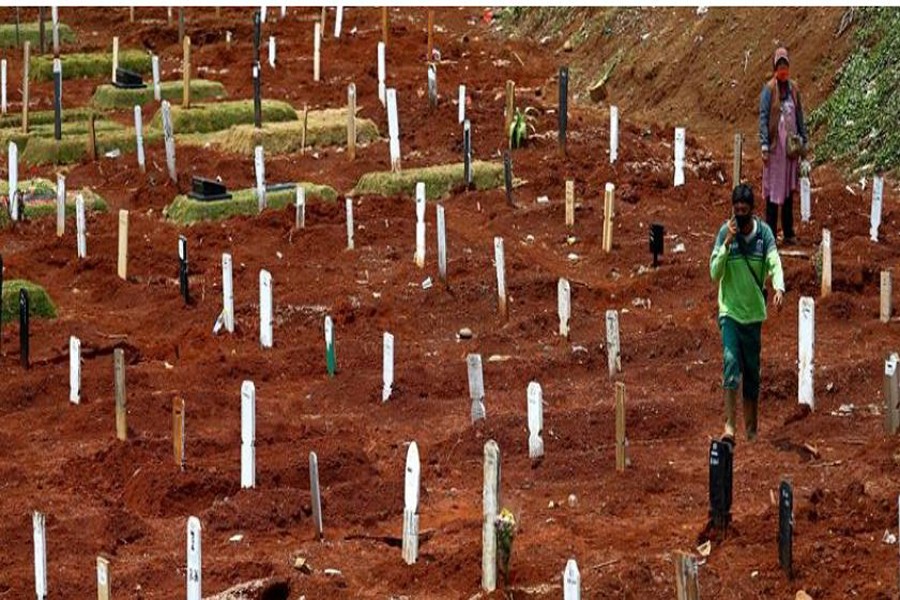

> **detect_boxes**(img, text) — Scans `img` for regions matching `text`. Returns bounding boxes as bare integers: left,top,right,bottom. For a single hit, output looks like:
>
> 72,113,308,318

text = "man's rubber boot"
723,389,738,443
744,397,759,441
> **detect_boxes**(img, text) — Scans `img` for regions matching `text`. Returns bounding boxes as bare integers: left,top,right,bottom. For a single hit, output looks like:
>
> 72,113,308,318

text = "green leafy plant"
509,107,537,149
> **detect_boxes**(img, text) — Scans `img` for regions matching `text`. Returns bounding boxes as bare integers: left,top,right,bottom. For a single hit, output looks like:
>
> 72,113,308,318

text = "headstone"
112,37,119,83
96,556,110,600
51,7,60,55
606,309,620,378
401,441,420,564
8,141,18,221
800,176,811,222
708,438,734,535
558,278,570,338
603,183,616,253
33,511,47,600
609,106,618,164
19,289,29,369
467,353,485,422
778,479,793,579
178,235,189,304
798,296,815,410
117,210,128,280
463,119,472,188
68,335,81,404
565,179,574,227
268,36,276,68
347,83,357,160
345,198,354,250
884,353,899,435
52,59,61,141
259,270,272,348
674,127,686,187
325,315,336,376
527,381,543,459
1,59,7,115
295,185,305,229
241,381,256,488
188,177,230,202
558,66,568,155
134,105,145,172
383,332,394,402
821,229,832,298
377,42,386,105
182,36,191,108
162,100,177,183
55,174,65,237
415,182,426,267
173,397,185,469
334,5,343,38
871,174,884,242
882,271,892,324
114,348,127,441
458,84,466,124
254,145,266,211
427,62,437,109
252,62,261,128
313,23,321,82
309,451,323,539
437,204,447,284
674,552,700,600
186,516,202,600
221,254,234,333
563,559,581,600
615,382,626,471
387,88,401,172
732,132,742,187
503,151,513,206
75,194,87,259
481,440,500,592
494,237,507,320
151,55,161,101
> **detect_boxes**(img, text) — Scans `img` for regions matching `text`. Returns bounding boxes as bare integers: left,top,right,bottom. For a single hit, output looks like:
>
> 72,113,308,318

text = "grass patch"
0,21,75,49
1,280,57,325
91,79,227,109
148,99,297,134
809,7,900,174
29,49,152,81
202,109,380,154
0,178,108,227
352,161,505,199
20,129,162,166
0,107,99,129
0,119,124,151
164,183,338,225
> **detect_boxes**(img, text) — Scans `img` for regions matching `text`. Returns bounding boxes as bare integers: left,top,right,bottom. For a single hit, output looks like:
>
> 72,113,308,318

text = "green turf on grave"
164,183,338,225
352,161,505,199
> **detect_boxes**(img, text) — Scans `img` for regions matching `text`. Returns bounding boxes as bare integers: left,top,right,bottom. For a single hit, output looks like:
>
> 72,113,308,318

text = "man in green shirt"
710,184,785,443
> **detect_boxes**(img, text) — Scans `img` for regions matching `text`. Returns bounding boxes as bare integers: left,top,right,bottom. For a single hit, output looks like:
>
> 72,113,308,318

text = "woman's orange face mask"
775,65,789,82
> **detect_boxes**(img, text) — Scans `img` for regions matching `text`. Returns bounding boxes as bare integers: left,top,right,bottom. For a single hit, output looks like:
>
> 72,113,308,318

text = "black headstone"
188,177,232,202
19,288,29,369
112,68,146,89
558,66,569,154
778,479,793,579
650,223,665,267
708,438,733,536
503,151,513,206
178,235,190,305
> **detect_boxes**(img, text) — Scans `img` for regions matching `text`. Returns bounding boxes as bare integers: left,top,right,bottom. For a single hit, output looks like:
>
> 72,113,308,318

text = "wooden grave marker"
882,270,893,324
52,59,61,141
387,88,401,172
134,106,145,172
23,41,30,133
458,84,466,124
482,440,500,592
615,382,626,471
112,36,119,83
415,182,426,267
19,289,30,369
117,210,128,280
347,83,357,160
504,80,515,138
527,381,543,459
178,235,189,304
345,198,354,250
114,348,127,441
1,59,7,114
152,55,161,101
674,552,699,600
381,7,389,47
402,441,420,564
732,132,742,187
310,451,324,539
259,270,272,348
96,556,110,600
884,353,899,435
178,9,185,45
798,296,815,410
8,141,18,221
255,145,266,211
603,183,615,253
565,179,575,227
427,63,437,109
558,66,568,155
558,277,571,339
427,10,435,60
606,309,621,378
173,397,185,469
494,237,507,320
377,42,386,105
778,479,793,579
253,62,261,128
467,353,485,422
800,174,811,222
69,335,81,404
437,204,447,284
334,5,343,38
182,36,191,108
295,185,306,230
76,194,87,259
383,332,394,402
313,23,321,82
821,229,832,298
56,174,65,236
52,8,60,56
162,100,177,183
463,119,472,187
871,174,884,242
268,36,276,69
241,381,256,488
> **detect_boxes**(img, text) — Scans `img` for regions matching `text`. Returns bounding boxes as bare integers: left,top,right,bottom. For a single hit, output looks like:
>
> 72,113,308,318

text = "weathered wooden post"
186,516,201,599
97,556,110,600
313,22,321,82
114,348,127,441
565,179,574,227
117,210,129,280
468,354,485,422
173,397,185,469
884,354,900,435
22,41,30,134
603,183,616,253
401,441,420,564
112,36,119,83
606,309,620,378
871,174,884,242
494,237,507,320
733,132,742,187
52,8,60,56
259,270,273,348
382,332,394,402
615,382,626,472
558,278,570,339
674,552,700,600
558,66,568,156
182,36,192,108
821,229,832,298
527,381,543,459
56,174,65,236
382,7,389,47
482,440,501,592
437,204,447,284
882,270,893,324
347,83,357,160
162,100,177,183
427,10,435,60
310,451,324,539
33,511,47,599
1,58,7,115
135,105,145,172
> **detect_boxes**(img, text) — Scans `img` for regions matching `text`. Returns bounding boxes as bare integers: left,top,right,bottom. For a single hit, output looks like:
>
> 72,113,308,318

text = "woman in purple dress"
759,47,808,245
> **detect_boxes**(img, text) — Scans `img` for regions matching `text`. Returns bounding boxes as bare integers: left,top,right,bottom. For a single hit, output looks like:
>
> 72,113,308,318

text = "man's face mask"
735,213,753,229
776,66,789,82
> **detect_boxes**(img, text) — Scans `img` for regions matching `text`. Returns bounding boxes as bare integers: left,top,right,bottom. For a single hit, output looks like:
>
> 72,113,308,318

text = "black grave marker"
112,68,146,89
650,223,664,267
503,151,513,207
19,288,29,369
708,438,733,537
53,61,62,141
178,235,190,305
778,479,793,579
0,253,3,355
558,66,568,155
253,62,262,129
463,120,472,189
253,10,261,64
188,177,232,202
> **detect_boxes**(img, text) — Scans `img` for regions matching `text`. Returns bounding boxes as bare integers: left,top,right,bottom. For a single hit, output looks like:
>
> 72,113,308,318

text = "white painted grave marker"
383,332,394,402
415,182,426,267
871,174,884,242
162,100,176,183
222,253,234,333
674,127,686,187
56,174,65,237
606,309,620,378
798,296,815,410
482,440,500,592
259,270,273,348
295,185,306,229
458,84,466,124
527,381,543,459
309,451,324,539
325,315,336,376
268,36,276,68
387,88,401,172
69,336,81,404
467,353,485,422
377,42,386,105
427,63,437,108
76,193,87,259
241,381,256,488
800,176,811,223
33,511,47,600
563,559,581,600
1,59,6,115
401,441,420,564
186,516,201,600
260,5,267,22
882,270,892,324
96,556,110,600
334,5,343,38
313,23,321,82
8,141,18,220
610,106,619,164
134,105,145,173
51,7,60,55
151,55,161,101
558,278,571,338
345,198,355,250
255,145,266,212
112,36,119,83
494,237,507,320
437,204,447,283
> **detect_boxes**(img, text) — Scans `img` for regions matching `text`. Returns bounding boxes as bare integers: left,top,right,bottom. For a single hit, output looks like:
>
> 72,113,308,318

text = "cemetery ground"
2,6,900,599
